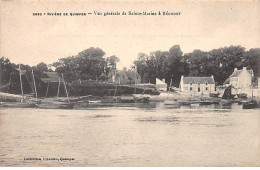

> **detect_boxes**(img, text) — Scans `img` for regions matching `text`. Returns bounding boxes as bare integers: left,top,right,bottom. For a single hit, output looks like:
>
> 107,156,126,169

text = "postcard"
0,0,259,167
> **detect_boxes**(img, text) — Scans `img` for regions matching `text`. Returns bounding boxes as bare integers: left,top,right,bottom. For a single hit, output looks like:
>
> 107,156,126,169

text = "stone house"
179,75,215,94
107,68,141,84
225,67,254,89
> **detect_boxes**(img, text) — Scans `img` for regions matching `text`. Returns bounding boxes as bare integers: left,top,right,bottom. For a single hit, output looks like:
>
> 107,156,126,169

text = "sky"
1,0,259,69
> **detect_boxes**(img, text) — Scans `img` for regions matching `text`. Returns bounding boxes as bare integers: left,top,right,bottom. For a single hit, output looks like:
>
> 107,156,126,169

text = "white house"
179,75,215,94
227,67,254,89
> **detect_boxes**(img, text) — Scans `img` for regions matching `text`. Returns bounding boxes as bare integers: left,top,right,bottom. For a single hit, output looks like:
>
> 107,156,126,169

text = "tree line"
0,47,119,96
1,45,259,96
134,45,260,87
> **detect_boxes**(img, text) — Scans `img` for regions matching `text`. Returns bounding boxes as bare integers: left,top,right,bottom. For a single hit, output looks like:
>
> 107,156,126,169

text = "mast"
251,77,253,99
7,74,12,93
19,64,24,96
134,64,137,84
32,69,38,99
167,79,172,99
62,73,70,103
45,82,49,97
169,79,172,91
114,85,118,96
57,77,60,97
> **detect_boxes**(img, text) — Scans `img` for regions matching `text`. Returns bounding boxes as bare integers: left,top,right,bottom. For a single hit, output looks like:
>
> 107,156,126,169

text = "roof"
116,70,141,79
41,72,62,83
223,78,230,84
125,71,141,79
183,77,215,84
230,69,253,78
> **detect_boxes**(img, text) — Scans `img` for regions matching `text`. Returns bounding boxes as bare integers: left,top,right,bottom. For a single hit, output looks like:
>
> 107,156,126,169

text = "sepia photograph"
0,0,260,167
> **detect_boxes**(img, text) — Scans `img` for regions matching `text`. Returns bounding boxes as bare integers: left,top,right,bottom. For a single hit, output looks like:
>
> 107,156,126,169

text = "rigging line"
24,73,34,93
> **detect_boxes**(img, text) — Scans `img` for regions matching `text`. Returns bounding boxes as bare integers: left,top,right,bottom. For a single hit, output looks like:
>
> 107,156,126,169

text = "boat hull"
242,100,257,109
0,102,39,108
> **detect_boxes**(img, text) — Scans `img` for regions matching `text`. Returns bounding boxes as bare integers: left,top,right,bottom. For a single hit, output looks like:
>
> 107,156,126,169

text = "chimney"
243,67,247,71
211,75,214,80
162,78,165,83
181,75,184,80
234,68,237,72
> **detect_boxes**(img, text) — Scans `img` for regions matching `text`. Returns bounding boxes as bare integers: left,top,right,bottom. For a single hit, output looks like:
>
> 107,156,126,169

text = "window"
190,87,192,91
206,87,208,91
231,77,238,82
206,82,208,85
198,87,200,92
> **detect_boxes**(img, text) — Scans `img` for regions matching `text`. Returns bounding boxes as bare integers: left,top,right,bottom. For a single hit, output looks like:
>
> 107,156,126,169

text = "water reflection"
0,103,259,166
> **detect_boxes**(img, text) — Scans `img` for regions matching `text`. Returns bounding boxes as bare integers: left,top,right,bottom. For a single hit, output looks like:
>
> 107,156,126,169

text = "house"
225,67,254,89
40,72,65,97
179,75,215,94
41,72,63,83
107,68,141,84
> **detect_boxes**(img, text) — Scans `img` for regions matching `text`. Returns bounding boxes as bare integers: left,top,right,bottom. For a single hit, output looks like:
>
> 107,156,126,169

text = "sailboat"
134,85,151,103
219,85,235,105
0,65,39,108
39,73,74,109
242,84,257,109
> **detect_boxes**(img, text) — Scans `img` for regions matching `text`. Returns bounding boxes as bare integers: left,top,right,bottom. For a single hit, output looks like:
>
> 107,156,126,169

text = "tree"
107,55,120,69
243,48,260,77
163,45,185,86
36,62,48,72
52,47,106,82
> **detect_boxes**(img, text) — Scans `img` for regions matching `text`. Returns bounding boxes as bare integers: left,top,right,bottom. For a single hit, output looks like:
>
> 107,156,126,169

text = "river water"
0,103,259,166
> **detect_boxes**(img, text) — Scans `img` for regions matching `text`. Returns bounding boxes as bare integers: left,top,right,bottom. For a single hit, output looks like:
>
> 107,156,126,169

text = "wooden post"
32,70,37,99
19,64,24,96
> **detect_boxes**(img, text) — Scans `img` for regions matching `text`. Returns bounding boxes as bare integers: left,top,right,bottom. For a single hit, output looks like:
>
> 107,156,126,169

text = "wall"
181,83,215,94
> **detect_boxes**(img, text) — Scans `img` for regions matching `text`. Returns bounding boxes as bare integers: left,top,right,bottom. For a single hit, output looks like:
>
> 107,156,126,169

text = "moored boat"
0,101,39,108
118,95,135,103
38,101,74,109
219,85,234,105
199,100,213,105
242,100,257,109
209,92,220,98
237,93,247,98
219,99,233,105
164,99,179,105
134,96,150,103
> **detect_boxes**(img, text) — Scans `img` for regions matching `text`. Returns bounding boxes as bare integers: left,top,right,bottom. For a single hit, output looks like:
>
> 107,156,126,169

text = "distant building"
41,72,62,83
107,68,141,84
179,75,215,94
224,67,254,89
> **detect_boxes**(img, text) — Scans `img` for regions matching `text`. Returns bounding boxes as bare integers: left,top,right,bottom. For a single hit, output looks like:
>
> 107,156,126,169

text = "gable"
230,69,253,78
